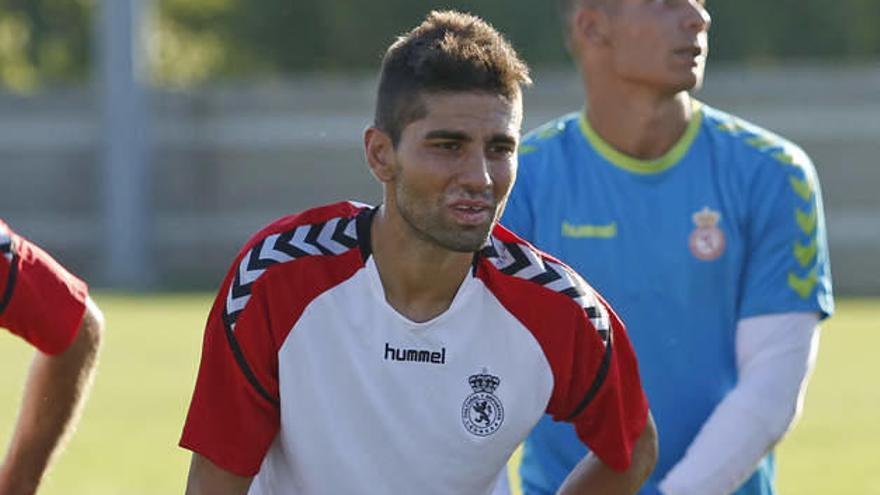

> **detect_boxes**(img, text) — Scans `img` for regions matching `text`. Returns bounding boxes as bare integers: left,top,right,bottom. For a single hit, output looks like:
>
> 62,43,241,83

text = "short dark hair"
374,10,532,146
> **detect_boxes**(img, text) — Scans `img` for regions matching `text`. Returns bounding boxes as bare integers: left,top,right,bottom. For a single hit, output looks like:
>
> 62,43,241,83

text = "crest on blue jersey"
688,206,726,261
461,369,504,437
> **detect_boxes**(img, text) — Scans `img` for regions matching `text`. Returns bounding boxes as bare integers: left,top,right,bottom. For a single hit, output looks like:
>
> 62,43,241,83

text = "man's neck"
584,82,693,160
370,206,475,323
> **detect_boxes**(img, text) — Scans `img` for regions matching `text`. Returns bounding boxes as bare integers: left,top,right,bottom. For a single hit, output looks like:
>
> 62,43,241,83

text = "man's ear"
573,4,611,48
364,127,396,183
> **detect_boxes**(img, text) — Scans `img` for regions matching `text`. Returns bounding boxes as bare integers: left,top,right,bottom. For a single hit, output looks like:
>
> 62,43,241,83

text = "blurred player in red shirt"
0,219,104,495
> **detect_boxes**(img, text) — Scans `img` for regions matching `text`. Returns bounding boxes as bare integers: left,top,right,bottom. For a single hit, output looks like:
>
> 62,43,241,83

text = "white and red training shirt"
0,219,88,355
180,202,648,494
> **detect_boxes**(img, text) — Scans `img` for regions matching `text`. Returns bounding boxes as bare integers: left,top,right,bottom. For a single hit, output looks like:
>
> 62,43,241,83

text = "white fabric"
658,312,821,495
248,257,555,495
493,467,511,495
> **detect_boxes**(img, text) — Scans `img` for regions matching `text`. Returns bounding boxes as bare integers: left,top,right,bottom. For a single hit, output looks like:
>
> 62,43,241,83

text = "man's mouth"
674,45,704,59
448,200,494,226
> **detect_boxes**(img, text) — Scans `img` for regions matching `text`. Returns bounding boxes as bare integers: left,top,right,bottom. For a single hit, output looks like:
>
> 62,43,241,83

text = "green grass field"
1,295,878,494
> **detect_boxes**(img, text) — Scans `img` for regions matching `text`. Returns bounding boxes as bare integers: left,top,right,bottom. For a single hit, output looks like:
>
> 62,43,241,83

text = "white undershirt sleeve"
658,312,821,495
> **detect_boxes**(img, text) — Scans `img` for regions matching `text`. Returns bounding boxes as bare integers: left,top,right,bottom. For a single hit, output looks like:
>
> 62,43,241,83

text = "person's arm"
0,297,104,495
658,312,820,495
185,454,253,495
559,413,658,495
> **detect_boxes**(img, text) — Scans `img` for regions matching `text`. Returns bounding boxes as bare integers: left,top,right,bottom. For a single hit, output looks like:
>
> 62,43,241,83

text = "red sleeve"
561,297,648,472
179,245,282,477
0,221,88,355
179,203,368,477
478,232,648,472
523,287,647,472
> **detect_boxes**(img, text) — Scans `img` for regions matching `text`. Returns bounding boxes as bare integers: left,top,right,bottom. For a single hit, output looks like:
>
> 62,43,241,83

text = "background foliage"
0,0,879,89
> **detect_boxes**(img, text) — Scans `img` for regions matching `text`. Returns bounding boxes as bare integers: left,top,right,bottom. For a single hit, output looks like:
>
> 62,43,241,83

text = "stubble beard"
394,181,495,253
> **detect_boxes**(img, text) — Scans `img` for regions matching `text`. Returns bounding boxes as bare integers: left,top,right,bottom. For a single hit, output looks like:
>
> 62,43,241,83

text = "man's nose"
459,151,493,192
684,0,712,32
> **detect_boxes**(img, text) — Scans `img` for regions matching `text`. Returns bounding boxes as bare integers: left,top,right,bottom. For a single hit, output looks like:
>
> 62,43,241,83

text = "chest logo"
461,369,504,437
688,206,726,261
561,221,618,239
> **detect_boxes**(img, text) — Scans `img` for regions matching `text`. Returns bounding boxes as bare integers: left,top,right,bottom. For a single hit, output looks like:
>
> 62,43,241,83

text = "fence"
1,63,878,293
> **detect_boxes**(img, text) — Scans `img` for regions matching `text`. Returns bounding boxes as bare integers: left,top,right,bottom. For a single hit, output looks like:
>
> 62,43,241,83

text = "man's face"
602,0,711,94
388,91,521,253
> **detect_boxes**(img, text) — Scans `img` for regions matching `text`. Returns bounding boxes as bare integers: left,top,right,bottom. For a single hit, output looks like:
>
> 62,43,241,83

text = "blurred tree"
0,0,879,90
174,0,880,78
211,0,566,75
0,0,92,91
151,0,234,86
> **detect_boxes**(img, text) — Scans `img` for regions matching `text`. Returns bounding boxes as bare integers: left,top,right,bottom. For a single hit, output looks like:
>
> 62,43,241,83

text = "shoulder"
700,102,816,178
233,200,367,279
243,201,368,252
221,201,370,330
512,112,584,197
519,112,582,160
478,224,611,341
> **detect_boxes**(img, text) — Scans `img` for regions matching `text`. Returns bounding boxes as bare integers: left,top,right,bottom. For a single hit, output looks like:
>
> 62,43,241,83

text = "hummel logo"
384,343,446,365
561,221,617,239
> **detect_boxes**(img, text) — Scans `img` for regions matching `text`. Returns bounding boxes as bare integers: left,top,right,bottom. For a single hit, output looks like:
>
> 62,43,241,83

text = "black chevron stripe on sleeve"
499,242,531,276
305,223,335,256
274,231,310,258
332,217,358,248
481,235,614,418
219,216,362,407
529,262,563,286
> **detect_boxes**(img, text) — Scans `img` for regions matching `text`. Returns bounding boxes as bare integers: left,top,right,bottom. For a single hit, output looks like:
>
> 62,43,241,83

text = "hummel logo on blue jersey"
561,221,618,239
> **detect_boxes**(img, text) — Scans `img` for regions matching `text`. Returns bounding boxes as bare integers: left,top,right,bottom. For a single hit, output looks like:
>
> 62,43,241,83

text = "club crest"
688,206,726,261
461,369,504,437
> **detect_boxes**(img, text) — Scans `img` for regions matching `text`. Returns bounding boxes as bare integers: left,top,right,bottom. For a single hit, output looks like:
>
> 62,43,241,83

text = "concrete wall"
1,64,878,293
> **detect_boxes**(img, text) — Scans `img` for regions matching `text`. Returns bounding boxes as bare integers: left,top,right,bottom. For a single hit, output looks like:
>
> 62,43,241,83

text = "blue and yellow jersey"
502,101,834,495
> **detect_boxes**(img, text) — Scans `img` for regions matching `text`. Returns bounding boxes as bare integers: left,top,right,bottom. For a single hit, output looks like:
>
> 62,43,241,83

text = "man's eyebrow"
424,130,471,141
490,133,518,146
423,130,517,145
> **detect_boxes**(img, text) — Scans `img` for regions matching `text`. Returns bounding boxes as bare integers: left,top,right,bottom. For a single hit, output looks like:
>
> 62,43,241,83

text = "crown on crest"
692,206,721,228
469,369,500,393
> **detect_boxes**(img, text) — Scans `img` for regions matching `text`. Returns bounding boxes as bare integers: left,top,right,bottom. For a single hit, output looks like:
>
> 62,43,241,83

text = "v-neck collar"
355,205,481,329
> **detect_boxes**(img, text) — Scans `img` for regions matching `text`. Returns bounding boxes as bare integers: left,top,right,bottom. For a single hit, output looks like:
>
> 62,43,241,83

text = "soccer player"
0,220,104,495
181,10,657,495
499,1,834,494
